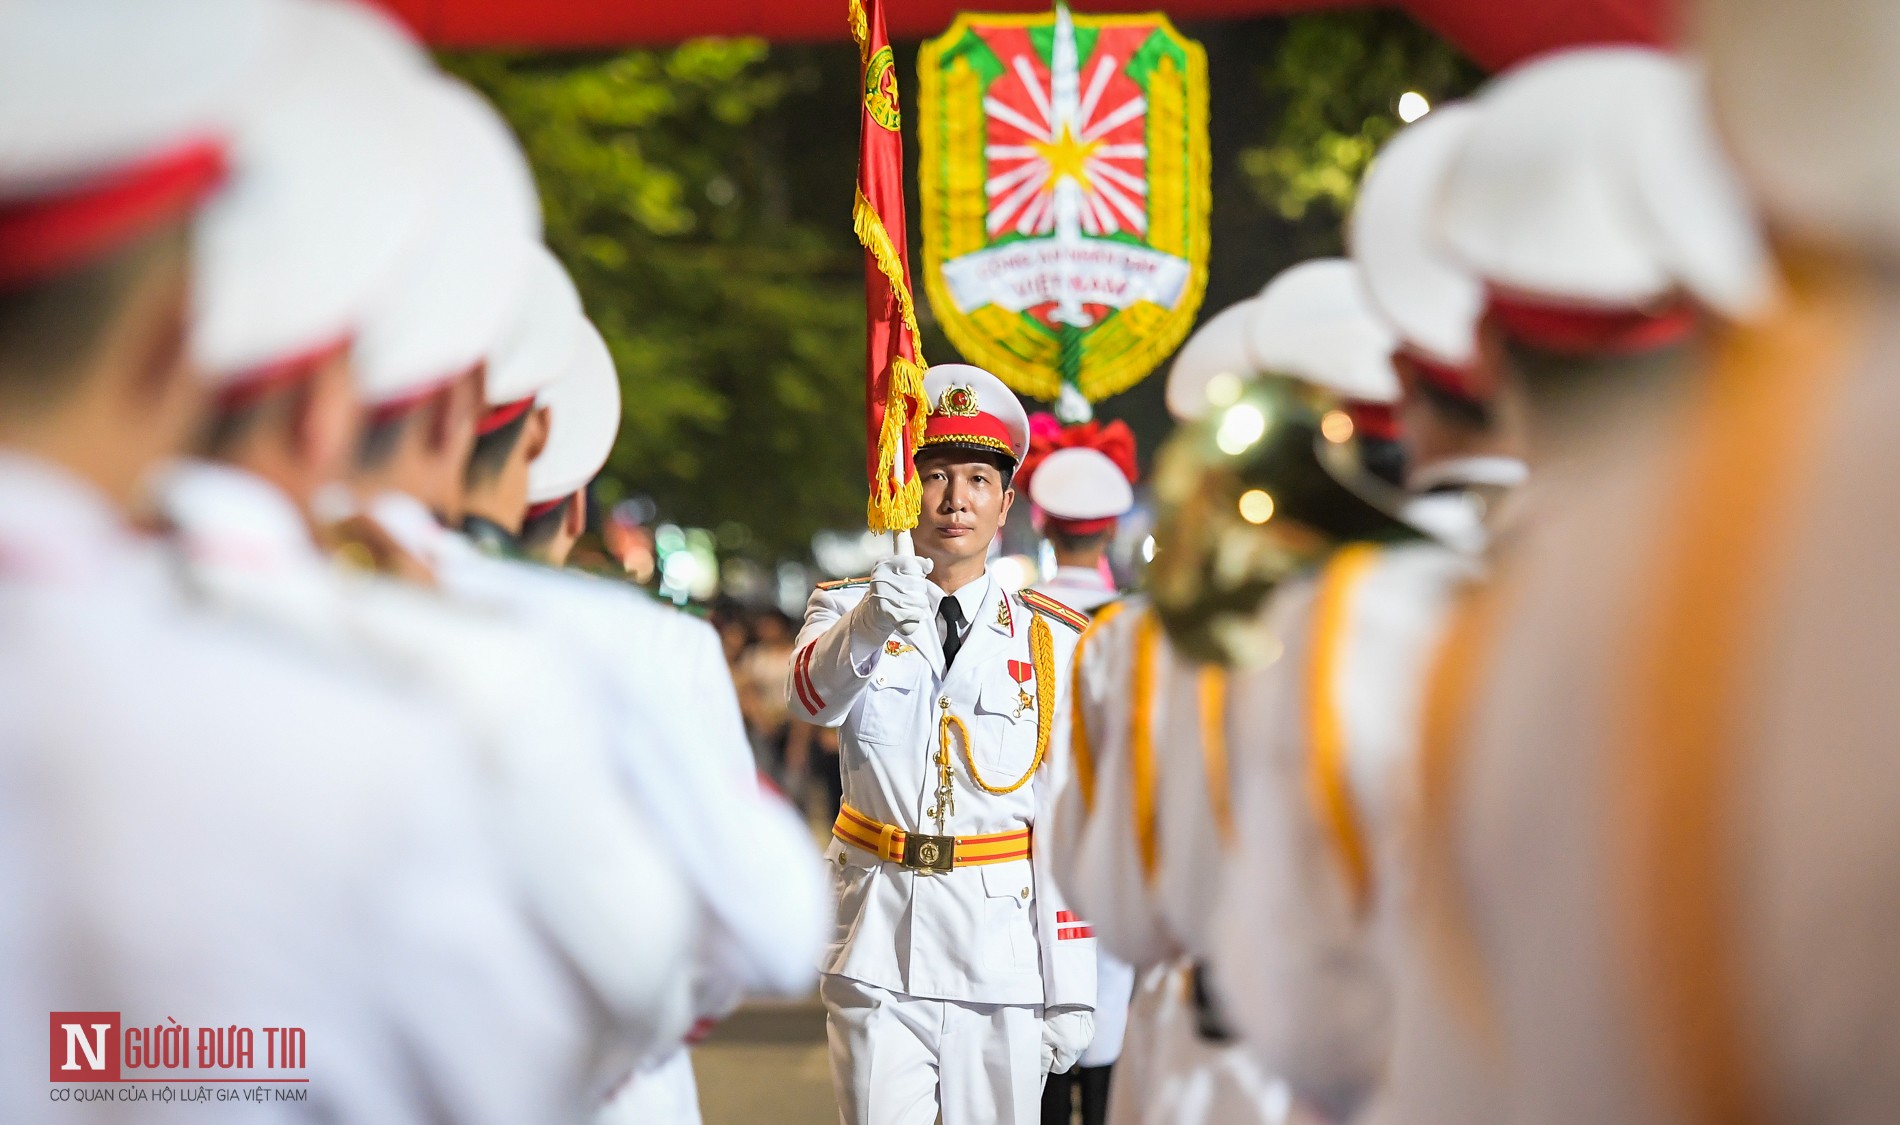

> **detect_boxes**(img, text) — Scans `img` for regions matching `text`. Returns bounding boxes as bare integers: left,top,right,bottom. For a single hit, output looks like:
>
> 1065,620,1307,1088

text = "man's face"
915,449,1013,567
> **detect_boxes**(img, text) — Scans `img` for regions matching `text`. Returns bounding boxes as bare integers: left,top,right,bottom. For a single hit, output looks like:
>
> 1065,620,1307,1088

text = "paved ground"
692,998,838,1125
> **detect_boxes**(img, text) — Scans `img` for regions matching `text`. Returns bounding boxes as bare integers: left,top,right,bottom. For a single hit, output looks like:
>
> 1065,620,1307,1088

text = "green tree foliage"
445,43,867,562
1242,11,1482,225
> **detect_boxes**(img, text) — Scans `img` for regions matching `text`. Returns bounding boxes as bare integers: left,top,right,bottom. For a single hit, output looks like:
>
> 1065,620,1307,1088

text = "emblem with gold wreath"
918,3,1210,418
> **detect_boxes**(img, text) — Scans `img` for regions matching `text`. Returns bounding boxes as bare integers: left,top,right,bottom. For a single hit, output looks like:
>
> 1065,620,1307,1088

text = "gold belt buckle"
901,833,957,874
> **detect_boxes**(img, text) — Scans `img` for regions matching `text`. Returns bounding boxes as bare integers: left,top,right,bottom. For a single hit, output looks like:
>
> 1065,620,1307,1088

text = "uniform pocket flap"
975,677,1029,721
979,858,1033,902
870,668,916,692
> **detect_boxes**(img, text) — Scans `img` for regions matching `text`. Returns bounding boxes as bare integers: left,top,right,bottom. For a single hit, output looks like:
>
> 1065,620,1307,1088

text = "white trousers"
822,973,1045,1125
596,1049,703,1125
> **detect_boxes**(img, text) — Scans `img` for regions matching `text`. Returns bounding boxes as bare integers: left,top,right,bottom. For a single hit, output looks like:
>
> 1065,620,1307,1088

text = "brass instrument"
1146,374,1420,666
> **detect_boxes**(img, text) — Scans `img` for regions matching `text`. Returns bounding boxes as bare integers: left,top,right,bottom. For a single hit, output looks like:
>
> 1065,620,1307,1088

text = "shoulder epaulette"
1019,588,1090,633
816,576,871,591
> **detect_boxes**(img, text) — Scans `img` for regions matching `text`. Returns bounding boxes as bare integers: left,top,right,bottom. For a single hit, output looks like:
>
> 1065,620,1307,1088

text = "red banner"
852,0,928,533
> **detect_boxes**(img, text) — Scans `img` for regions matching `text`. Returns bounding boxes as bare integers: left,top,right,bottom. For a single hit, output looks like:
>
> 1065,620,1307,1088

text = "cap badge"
936,384,980,418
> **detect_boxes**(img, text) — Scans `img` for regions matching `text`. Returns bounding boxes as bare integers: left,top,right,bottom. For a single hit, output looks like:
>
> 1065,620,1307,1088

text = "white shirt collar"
157,459,318,571
930,568,992,631
0,451,140,581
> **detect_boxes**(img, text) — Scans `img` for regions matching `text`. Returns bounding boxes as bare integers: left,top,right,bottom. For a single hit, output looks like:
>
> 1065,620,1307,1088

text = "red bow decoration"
1018,414,1140,497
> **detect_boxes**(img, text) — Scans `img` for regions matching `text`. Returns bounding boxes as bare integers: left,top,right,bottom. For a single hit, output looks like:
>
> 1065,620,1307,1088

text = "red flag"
852,0,928,533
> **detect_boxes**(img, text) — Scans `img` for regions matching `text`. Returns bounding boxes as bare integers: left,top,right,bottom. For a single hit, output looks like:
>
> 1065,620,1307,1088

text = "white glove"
854,554,935,641
1040,1006,1095,1076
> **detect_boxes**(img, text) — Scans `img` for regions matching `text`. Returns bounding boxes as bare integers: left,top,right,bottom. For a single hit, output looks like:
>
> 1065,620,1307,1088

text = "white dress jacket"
794,574,1096,1012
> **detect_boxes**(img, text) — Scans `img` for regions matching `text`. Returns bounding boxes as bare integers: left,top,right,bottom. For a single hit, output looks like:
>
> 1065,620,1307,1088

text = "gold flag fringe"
854,181,930,533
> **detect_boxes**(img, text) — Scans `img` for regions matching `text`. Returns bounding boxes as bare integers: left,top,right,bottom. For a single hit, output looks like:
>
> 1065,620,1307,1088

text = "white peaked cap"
1166,260,1400,419
0,0,290,193
192,0,441,382
1248,259,1401,404
1165,298,1259,422
1350,102,1486,366
1700,0,1900,260
919,363,1032,465
486,242,585,407
527,320,620,506
1030,447,1134,521
352,75,543,406
1439,47,1774,319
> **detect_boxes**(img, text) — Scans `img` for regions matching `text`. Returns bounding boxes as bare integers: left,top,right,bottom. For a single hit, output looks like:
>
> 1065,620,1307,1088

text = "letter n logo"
48,1011,119,1082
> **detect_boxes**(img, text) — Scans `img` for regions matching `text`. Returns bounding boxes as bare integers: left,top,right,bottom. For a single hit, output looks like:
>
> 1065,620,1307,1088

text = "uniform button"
837,853,847,867
874,674,888,687
1020,888,1030,899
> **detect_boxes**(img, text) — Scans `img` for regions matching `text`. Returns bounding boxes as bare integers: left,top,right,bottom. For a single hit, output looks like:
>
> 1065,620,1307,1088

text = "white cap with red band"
1166,258,1400,420
919,363,1031,466
1029,448,1134,523
527,320,620,510
1249,259,1401,404
484,242,585,414
1350,102,1485,369
1165,298,1263,422
1438,46,1774,321
192,0,441,386
352,76,542,409
0,0,293,289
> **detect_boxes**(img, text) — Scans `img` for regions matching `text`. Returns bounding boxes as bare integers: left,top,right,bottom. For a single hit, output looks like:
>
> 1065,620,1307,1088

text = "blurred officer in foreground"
1018,422,1139,1125
1200,106,1525,1125
0,2,591,1119
155,3,702,1114
794,365,1096,1125
1409,2,1900,1122
1052,259,1413,1125
1376,46,1777,1125
460,240,586,560
1604,1,1900,1119
520,319,618,568
339,140,825,1124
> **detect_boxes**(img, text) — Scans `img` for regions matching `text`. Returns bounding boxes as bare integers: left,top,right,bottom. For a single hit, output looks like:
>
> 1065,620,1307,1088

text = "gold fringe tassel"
847,0,869,61
855,189,929,533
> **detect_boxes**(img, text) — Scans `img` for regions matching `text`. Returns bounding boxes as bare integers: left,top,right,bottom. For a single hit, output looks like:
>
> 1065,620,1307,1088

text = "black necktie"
939,597,967,668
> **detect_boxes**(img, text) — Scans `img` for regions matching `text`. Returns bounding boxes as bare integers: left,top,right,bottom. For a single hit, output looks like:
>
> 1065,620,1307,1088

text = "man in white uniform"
1051,260,1410,1125
1202,107,1527,1125
795,364,1097,1125
326,87,825,1122
152,10,701,1113
518,320,618,567
0,4,581,1119
1021,430,1138,1125
1022,423,1138,617
1371,45,1783,1125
